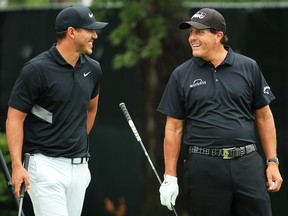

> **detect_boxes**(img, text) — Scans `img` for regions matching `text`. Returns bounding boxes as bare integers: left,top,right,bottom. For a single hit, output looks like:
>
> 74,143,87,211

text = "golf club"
119,102,179,216
0,150,25,216
18,153,30,216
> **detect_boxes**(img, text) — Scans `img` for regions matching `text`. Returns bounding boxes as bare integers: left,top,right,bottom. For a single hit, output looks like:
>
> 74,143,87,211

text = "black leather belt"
188,144,257,159
71,157,89,164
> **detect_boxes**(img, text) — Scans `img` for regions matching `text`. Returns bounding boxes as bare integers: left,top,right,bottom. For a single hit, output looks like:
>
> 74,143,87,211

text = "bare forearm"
86,111,97,134
86,96,99,134
256,108,277,160
163,117,184,176
6,108,26,168
257,120,277,159
164,133,182,176
6,111,31,197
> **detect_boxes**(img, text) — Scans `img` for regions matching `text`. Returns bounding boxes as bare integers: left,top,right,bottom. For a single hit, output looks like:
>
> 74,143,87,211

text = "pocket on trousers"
28,155,37,183
183,154,192,195
85,165,91,188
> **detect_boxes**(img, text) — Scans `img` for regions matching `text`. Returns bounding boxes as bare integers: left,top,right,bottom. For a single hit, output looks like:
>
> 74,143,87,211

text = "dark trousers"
183,152,272,216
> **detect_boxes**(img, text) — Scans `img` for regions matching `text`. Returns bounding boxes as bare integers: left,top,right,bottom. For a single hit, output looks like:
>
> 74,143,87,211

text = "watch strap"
266,157,279,165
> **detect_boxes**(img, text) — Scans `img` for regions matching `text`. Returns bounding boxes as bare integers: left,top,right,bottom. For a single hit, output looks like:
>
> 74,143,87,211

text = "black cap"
55,5,108,32
179,8,226,33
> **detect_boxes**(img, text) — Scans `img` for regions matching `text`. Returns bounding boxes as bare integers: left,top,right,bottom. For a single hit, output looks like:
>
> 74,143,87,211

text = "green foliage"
92,0,184,69
8,0,288,68
7,0,77,7
141,17,166,58
91,0,288,69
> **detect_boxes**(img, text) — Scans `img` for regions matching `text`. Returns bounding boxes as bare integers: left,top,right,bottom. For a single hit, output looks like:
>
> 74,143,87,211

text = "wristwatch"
266,157,279,165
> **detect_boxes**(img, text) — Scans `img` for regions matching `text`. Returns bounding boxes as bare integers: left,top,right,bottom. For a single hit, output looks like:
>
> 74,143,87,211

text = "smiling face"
74,28,98,55
188,27,223,62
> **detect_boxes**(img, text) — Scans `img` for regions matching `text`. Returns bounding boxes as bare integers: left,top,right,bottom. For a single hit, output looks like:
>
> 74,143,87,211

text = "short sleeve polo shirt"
157,47,275,147
8,45,102,157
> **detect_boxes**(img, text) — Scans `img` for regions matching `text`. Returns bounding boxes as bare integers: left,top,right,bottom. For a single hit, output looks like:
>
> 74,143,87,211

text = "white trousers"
28,153,91,216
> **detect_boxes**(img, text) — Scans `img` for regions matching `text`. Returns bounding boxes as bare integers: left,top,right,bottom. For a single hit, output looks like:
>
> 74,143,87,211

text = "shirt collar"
49,44,85,66
194,46,235,67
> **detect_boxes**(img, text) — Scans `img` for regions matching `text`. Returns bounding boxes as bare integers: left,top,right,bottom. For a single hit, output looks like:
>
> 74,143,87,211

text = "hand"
266,163,283,192
11,165,30,198
159,174,178,211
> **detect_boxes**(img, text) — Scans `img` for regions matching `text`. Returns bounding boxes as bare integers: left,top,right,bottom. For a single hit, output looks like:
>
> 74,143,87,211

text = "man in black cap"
6,5,108,216
158,8,282,215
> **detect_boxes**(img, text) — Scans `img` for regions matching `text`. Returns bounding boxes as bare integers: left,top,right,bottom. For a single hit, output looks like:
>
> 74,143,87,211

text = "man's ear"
216,31,224,43
67,27,76,39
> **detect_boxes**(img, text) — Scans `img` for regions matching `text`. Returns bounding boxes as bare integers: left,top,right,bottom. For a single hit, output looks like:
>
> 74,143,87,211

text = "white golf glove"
159,174,179,211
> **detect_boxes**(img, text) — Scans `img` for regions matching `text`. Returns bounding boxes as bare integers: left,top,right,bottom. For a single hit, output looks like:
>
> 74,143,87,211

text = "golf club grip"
119,102,141,142
119,102,132,121
19,153,30,198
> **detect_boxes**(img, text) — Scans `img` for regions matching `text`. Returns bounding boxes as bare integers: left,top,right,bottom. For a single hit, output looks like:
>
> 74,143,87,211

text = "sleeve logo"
263,86,271,95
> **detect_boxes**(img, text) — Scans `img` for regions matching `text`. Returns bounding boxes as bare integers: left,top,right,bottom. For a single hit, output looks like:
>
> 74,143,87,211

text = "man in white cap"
6,5,108,216
158,8,282,216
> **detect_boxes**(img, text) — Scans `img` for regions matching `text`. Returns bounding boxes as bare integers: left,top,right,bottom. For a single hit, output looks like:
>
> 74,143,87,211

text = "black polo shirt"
8,44,102,157
157,47,275,148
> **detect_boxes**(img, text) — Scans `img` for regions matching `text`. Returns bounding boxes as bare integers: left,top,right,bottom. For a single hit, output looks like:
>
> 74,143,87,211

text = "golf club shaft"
119,102,162,184
0,150,25,216
119,102,179,216
18,153,30,216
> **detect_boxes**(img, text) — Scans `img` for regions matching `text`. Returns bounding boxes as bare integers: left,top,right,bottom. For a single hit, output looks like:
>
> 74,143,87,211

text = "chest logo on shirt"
84,71,91,77
263,86,271,95
190,79,207,88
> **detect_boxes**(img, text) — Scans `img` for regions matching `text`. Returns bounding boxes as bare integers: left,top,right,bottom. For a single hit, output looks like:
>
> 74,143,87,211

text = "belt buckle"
72,158,81,164
72,157,87,164
222,148,235,159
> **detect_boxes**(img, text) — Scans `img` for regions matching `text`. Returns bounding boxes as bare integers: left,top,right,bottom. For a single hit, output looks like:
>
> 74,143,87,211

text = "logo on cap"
192,11,207,19
89,13,93,18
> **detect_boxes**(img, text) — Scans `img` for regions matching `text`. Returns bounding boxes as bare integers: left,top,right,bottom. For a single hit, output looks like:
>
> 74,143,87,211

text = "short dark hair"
209,28,228,45
56,31,67,41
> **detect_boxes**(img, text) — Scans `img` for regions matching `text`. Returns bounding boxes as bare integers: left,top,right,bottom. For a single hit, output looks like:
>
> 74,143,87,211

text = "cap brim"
84,21,108,30
179,21,210,30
